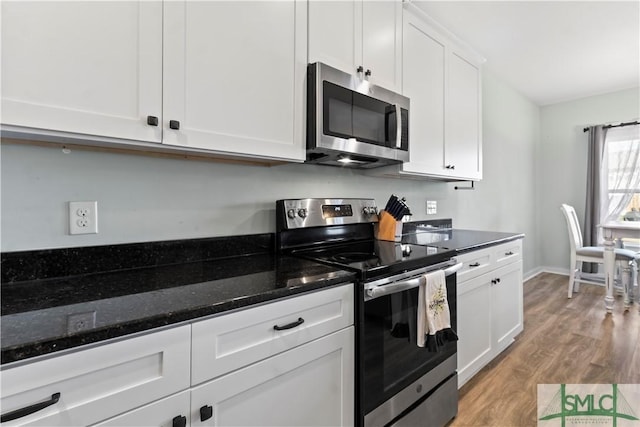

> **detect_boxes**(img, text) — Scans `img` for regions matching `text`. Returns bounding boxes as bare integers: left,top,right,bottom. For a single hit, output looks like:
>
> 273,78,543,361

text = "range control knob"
297,208,308,218
362,206,377,215
287,209,296,219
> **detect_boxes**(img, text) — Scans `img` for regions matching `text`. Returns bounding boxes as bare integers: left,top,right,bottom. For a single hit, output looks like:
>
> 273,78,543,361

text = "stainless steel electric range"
276,198,461,427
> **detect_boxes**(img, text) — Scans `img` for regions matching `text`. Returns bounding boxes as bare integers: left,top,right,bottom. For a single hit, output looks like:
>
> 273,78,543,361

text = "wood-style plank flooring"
449,272,640,427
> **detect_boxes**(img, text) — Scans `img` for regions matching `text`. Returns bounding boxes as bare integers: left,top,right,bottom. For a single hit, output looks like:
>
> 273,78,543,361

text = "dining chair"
560,204,638,299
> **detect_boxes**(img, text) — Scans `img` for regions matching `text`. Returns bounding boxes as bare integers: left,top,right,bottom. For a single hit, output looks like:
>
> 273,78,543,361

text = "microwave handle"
395,103,402,148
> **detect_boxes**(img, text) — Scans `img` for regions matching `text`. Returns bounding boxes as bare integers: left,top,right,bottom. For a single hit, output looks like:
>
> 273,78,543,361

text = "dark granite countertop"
402,223,524,254
0,235,355,365
1,226,523,366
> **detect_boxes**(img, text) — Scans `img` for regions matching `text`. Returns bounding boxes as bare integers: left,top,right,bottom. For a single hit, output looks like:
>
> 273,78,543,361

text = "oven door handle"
365,262,463,301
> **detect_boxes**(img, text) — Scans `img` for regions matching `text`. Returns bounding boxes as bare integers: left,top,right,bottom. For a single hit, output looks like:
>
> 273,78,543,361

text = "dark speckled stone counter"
1,235,355,365
402,222,524,254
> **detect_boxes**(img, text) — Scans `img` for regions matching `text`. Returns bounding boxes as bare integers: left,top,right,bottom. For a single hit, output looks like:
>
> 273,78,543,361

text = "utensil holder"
375,210,403,242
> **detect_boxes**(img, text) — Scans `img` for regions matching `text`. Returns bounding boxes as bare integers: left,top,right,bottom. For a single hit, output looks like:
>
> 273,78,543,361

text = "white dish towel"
417,269,458,351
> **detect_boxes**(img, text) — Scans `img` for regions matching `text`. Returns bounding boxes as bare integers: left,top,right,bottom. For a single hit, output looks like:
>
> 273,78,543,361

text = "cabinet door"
445,50,482,180
308,0,361,76
362,0,402,91
163,1,306,162
491,261,524,353
457,275,493,388
399,12,446,176
1,1,162,143
191,327,355,427
91,391,190,427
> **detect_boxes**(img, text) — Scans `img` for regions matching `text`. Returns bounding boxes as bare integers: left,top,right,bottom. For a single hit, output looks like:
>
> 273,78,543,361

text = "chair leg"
568,256,577,298
574,261,582,293
622,262,632,309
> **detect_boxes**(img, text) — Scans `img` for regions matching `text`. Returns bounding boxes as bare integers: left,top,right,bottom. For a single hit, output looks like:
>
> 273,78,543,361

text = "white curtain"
599,124,640,227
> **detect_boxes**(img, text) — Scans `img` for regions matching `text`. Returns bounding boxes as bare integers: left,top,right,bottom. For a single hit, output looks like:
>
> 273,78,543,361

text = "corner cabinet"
308,0,402,92
369,5,483,181
1,1,306,163
456,240,524,388
0,284,355,427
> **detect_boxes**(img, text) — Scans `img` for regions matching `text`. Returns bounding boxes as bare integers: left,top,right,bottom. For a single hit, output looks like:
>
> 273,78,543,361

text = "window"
602,125,640,222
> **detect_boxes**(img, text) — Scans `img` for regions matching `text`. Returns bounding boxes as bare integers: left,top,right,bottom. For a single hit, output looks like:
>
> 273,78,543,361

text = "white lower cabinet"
457,240,524,388
0,285,355,427
0,326,191,427
191,327,354,427
92,391,191,427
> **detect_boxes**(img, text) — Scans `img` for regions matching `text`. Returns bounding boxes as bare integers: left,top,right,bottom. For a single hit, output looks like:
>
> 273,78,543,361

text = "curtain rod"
583,120,639,132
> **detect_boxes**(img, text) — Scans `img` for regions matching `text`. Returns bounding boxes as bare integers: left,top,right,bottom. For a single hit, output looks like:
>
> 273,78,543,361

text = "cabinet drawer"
494,240,523,268
191,283,354,385
456,247,492,283
0,326,190,427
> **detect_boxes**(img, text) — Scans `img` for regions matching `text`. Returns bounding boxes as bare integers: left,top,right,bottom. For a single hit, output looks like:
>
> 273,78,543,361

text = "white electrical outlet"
426,200,437,215
69,201,98,234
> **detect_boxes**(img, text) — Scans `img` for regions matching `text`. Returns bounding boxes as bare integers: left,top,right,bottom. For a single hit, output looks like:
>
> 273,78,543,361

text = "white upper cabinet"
446,50,482,179
369,5,483,181
2,1,306,163
1,1,163,143
308,0,402,92
162,1,307,161
399,13,446,176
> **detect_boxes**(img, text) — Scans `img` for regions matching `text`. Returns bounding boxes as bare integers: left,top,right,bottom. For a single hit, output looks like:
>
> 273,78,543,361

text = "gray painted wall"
1,69,540,273
538,87,640,271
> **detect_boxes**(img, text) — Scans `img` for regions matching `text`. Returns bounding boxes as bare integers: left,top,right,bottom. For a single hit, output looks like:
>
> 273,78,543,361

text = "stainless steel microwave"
306,62,409,168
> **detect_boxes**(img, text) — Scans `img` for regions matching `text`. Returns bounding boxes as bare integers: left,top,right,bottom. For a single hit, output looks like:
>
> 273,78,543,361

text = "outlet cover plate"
426,200,437,215
69,201,98,234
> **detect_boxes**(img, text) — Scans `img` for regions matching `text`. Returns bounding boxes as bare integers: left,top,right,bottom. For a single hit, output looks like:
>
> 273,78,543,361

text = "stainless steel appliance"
306,63,410,168
276,198,461,427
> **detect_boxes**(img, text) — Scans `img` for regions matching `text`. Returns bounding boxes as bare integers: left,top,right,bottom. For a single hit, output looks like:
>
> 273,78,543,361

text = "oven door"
362,262,460,426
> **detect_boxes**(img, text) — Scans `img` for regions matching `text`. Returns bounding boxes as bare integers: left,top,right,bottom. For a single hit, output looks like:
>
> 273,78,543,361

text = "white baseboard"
524,266,569,282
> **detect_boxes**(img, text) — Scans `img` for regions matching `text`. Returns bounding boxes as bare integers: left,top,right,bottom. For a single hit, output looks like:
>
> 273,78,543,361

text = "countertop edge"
454,233,525,255
1,274,355,367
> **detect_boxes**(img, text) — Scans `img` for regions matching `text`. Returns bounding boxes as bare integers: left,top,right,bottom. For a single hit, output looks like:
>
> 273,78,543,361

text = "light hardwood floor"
449,272,640,427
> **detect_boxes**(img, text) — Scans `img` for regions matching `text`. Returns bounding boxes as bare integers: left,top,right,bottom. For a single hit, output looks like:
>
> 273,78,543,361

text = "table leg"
603,235,616,313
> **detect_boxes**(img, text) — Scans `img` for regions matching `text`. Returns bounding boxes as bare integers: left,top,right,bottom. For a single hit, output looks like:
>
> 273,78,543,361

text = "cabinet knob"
357,65,364,73
505,251,514,256
200,405,213,422
146,116,159,126
169,120,180,130
365,69,372,77
496,278,501,283
491,279,497,285
469,262,480,267
445,164,456,170
172,415,187,427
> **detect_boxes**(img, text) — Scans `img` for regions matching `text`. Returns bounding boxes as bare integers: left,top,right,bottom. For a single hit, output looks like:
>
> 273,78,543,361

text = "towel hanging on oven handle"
364,262,463,301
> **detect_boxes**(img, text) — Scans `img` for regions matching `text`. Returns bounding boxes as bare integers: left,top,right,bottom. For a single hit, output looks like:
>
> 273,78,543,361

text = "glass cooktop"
293,240,455,280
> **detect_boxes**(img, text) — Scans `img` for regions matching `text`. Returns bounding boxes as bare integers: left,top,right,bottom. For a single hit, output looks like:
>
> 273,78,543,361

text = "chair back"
561,204,584,252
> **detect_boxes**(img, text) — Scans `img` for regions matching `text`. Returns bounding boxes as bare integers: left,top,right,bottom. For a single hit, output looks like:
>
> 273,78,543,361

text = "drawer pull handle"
273,317,304,331
1,392,61,423
505,251,514,256
172,415,187,427
469,262,481,267
200,405,213,422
